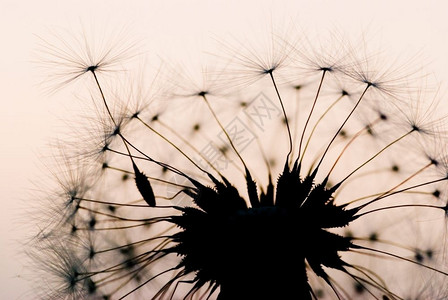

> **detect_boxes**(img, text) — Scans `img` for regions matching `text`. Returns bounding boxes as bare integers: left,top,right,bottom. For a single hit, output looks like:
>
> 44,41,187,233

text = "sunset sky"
1,0,448,298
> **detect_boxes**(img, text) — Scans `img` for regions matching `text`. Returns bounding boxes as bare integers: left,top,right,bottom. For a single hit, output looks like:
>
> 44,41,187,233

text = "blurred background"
1,0,448,298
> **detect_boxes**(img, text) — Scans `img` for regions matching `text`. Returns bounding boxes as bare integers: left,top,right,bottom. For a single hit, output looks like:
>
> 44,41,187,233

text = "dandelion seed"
35,23,140,93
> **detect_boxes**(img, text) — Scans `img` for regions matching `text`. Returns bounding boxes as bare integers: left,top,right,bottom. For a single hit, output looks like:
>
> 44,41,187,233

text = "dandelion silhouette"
29,25,448,300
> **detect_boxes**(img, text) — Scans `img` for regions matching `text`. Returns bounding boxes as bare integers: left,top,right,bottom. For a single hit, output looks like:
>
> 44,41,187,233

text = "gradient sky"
1,0,448,298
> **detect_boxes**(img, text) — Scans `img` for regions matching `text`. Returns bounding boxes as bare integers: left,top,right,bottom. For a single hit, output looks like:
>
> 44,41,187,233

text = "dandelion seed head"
28,22,448,300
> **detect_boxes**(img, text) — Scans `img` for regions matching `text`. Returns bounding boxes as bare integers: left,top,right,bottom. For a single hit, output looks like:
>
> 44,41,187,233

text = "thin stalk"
300,93,346,165
354,162,433,210
355,203,445,219
296,70,327,163
313,84,370,173
201,94,248,171
156,119,223,176
136,116,213,175
269,72,293,163
334,129,414,189
327,116,382,177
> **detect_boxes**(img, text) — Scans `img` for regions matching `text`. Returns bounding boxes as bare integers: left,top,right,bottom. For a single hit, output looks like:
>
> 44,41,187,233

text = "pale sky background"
1,0,448,298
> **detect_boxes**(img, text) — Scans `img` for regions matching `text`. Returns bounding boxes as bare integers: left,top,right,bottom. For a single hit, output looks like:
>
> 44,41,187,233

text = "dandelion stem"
290,85,302,161
119,134,195,182
299,93,346,165
104,148,149,161
355,203,445,218
90,70,132,158
353,246,448,277
136,116,215,176
118,267,179,300
95,252,168,289
102,165,191,189
106,253,166,296
80,222,168,231
345,274,377,299
78,206,170,222
95,236,174,255
349,264,389,291
268,72,293,163
314,84,370,174
156,119,224,176
84,250,164,277
201,94,248,171
355,162,433,210
76,197,182,208
327,116,383,177
103,165,133,174
334,129,414,189
359,177,448,206
345,271,395,300
90,70,116,127
153,269,188,299
296,70,326,164
344,190,435,206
